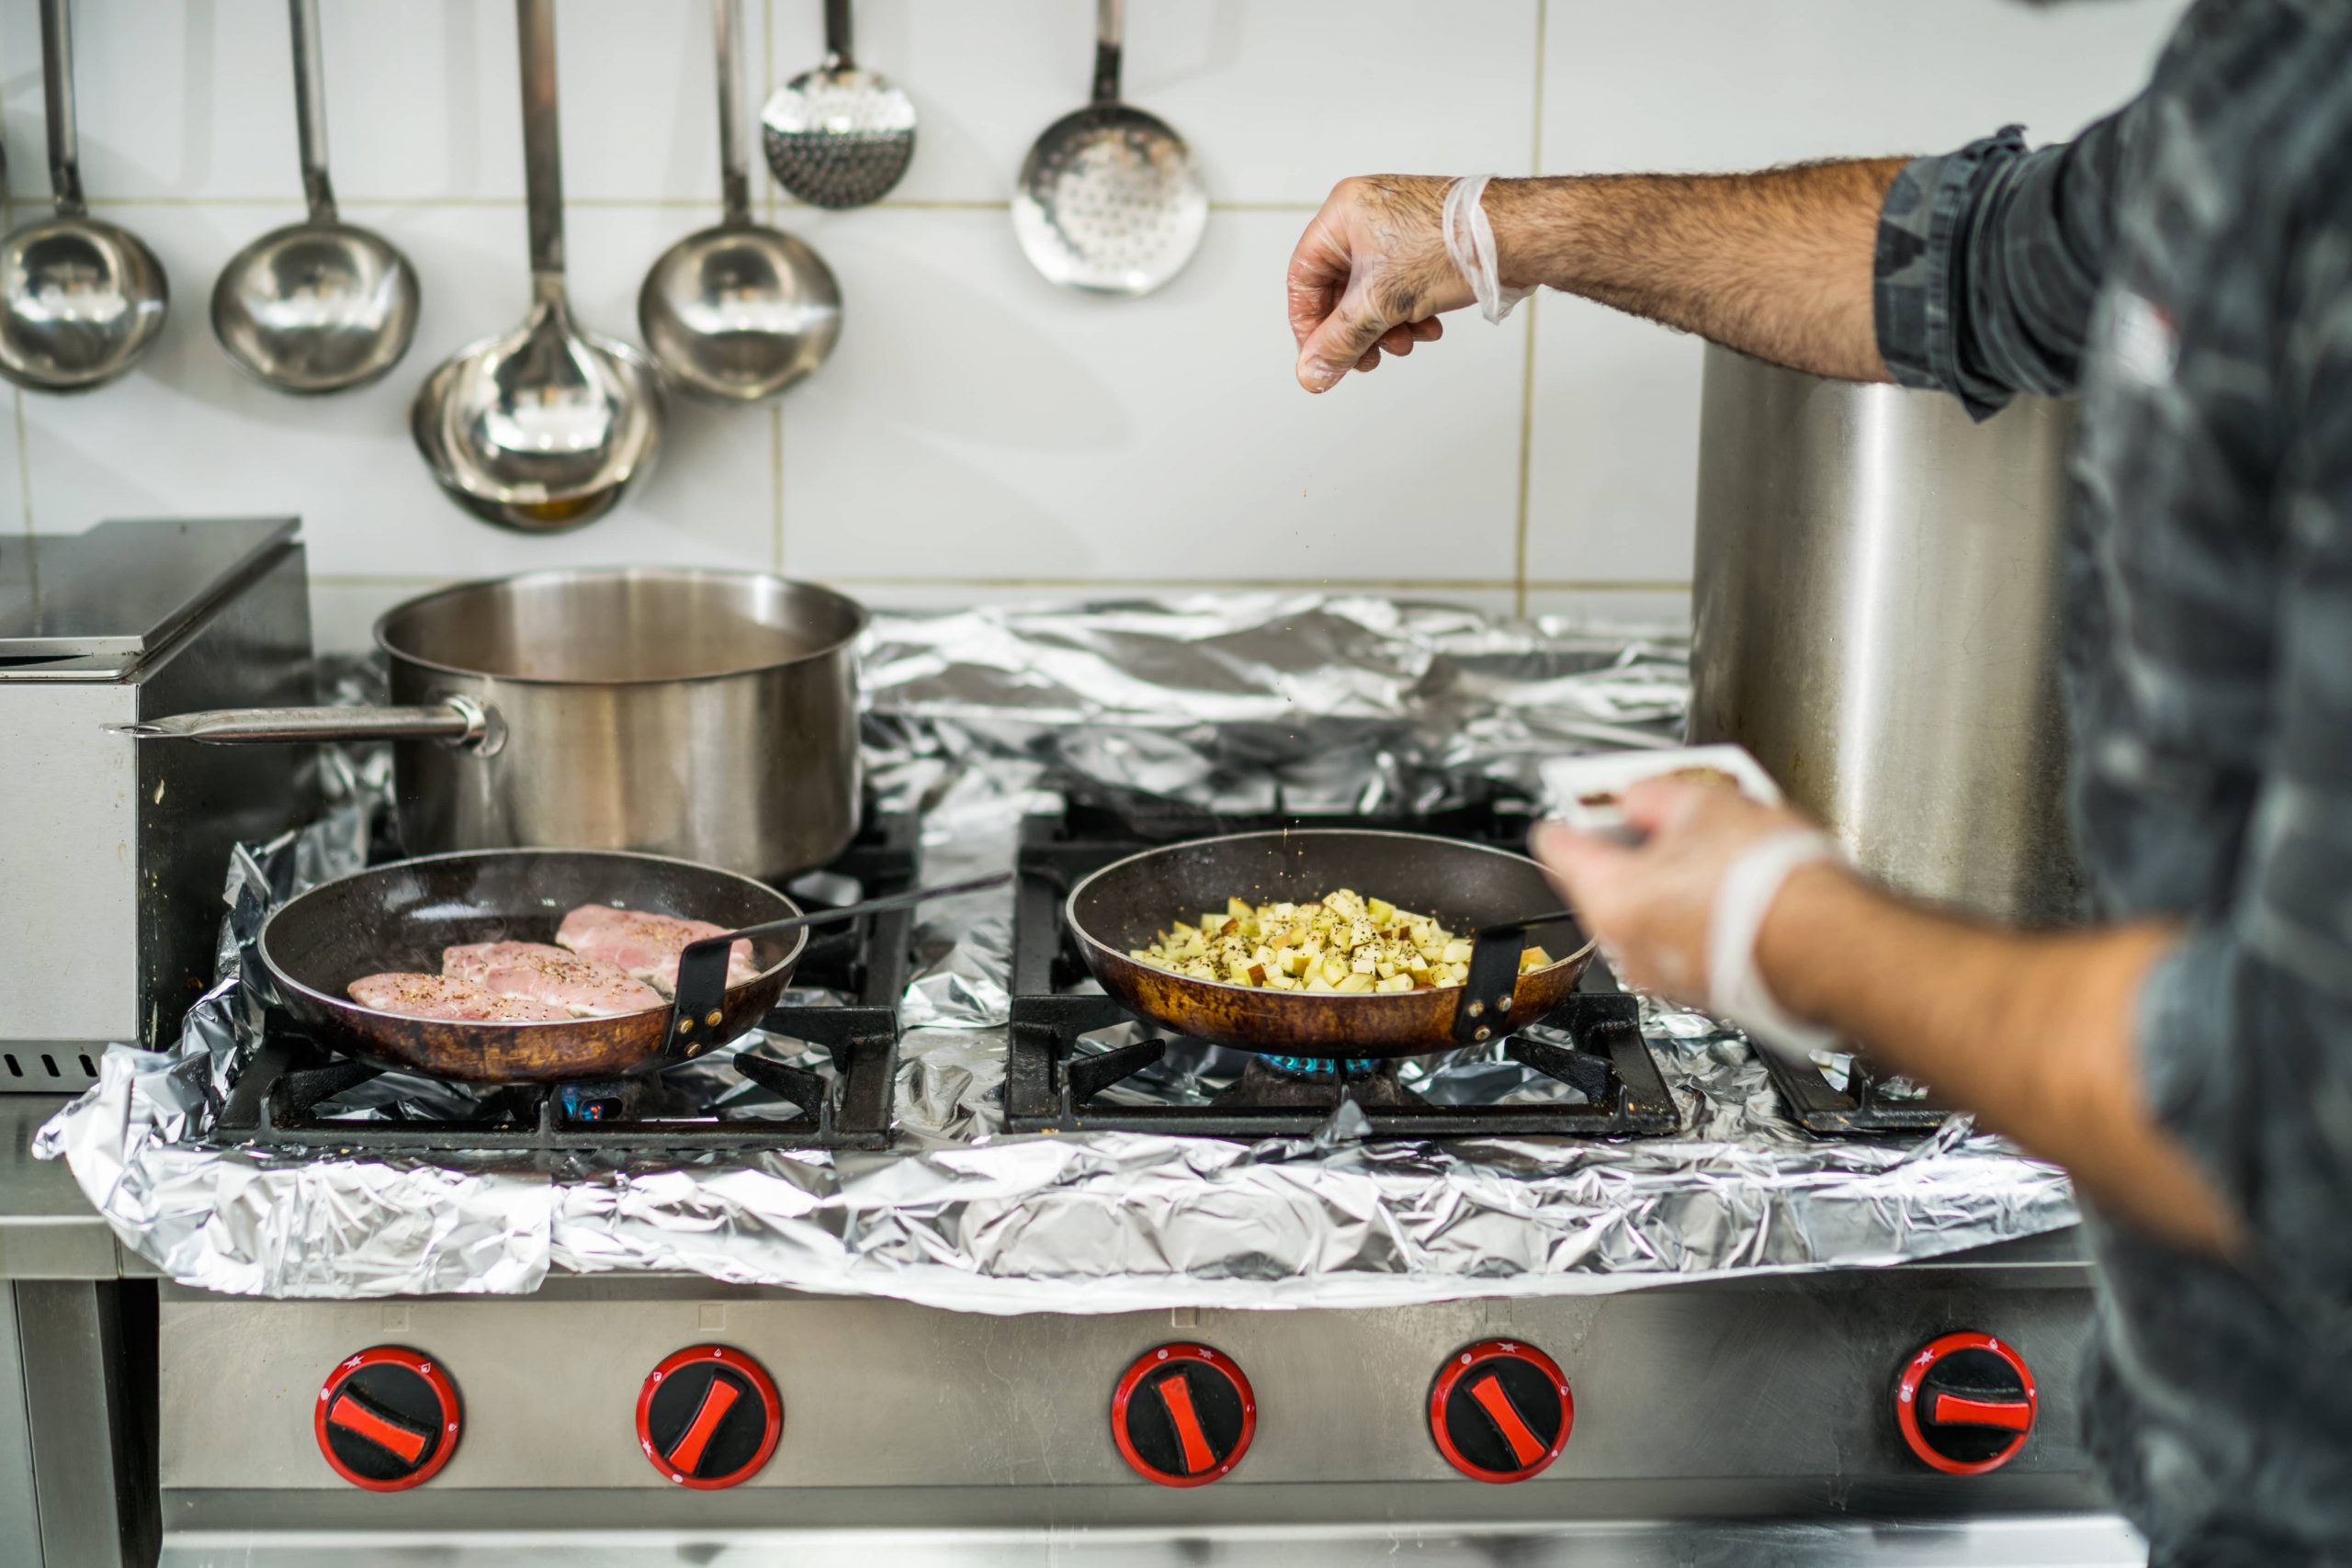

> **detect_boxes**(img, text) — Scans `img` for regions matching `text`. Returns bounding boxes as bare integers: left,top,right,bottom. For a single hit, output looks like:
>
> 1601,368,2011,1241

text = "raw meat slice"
347,972,570,1023
555,904,760,997
441,941,664,1019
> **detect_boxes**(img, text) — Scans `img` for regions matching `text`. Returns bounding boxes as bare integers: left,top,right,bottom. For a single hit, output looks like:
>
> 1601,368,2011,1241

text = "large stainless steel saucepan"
122,569,867,882
1065,829,1595,1058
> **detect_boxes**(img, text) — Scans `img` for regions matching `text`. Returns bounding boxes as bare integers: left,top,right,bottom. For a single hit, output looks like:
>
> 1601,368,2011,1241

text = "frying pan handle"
1091,0,1122,106
1452,908,1577,1048
665,872,1012,1052
109,696,499,752
40,0,85,216
823,0,854,67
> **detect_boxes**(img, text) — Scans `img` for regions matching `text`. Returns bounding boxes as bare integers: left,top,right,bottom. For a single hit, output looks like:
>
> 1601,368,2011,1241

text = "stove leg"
6,1280,156,1568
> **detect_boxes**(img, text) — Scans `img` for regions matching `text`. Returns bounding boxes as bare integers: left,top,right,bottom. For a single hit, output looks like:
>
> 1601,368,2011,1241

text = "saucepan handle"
1452,908,1577,1047
666,872,1012,1052
109,695,498,750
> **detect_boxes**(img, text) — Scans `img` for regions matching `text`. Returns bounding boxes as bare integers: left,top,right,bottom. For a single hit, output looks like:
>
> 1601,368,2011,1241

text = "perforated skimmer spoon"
761,0,916,209
1013,0,1205,298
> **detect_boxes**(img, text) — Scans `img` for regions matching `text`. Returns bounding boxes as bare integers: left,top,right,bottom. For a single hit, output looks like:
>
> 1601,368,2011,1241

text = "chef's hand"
1530,778,1820,1005
1287,175,1465,392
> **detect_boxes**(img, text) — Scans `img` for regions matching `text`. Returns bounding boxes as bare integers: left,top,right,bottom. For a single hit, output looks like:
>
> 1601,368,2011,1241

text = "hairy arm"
1759,865,2241,1255
1488,164,1905,382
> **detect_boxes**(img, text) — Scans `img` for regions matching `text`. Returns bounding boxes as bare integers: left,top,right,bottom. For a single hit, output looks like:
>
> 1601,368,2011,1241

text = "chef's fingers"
1285,208,1355,350
1357,348,1382,372
1297,277,1402,393
1411,317,1444,343
1619,778,1718,838
1378,323,1418,356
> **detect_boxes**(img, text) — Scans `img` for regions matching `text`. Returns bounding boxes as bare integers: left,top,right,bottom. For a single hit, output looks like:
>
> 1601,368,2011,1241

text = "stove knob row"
316,1342,786,1492
1895,1332,2039,1475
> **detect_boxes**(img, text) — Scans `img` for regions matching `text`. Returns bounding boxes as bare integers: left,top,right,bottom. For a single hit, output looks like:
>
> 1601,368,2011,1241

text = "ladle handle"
1091,0,1123,107
517,0,567,289
39,0,85,217
715,0,751,227
823,0,854,69
288,0,337,223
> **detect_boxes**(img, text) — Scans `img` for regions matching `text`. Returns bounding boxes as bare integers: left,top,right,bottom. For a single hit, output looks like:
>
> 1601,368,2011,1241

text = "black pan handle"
666,873,1012,1050
1452,908,1577,1047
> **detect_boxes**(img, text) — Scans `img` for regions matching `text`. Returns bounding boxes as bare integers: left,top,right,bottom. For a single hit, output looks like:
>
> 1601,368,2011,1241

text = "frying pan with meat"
1065,829,1596,1057
259,849,808,1083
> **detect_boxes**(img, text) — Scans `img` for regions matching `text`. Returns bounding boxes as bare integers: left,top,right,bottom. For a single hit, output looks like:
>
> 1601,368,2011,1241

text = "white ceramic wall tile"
1525,0,2188,590
844,581,1521,618
17,201,776,582
1541,0,2187,173
0,0,765,206
777,205,1523,588
775,0,1540,206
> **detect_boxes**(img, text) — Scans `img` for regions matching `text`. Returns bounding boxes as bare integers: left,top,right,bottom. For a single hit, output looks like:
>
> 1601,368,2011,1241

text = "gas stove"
1004,792,1680,1138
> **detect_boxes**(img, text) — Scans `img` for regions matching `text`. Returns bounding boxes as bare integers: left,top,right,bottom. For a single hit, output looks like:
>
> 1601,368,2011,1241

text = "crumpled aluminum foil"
37,595,2078,1310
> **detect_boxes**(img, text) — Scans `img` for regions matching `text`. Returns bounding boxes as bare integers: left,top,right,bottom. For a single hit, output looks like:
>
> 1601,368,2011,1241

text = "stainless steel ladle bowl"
211,0,419,395
412,0,664,532
0,0,169,394
640,0,842,402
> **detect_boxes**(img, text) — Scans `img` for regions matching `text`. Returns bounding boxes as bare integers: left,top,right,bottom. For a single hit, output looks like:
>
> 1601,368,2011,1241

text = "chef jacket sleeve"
2131,265,2352,1328
1872,105,2142,421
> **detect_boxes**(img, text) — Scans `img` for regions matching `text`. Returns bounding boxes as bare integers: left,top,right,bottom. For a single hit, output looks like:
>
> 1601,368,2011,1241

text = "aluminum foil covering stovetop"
35,595,2078,1308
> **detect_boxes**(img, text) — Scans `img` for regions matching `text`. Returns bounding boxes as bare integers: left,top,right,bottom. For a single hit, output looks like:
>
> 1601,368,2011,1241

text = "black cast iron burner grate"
215,810,922,1156
1003,799,1681,1138
1756,1047,1951,1135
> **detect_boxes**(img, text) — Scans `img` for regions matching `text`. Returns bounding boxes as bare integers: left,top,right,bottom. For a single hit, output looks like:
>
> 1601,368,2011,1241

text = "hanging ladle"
0,0,169,393
639,0,842,402
212,0,420,394
412,0,665,531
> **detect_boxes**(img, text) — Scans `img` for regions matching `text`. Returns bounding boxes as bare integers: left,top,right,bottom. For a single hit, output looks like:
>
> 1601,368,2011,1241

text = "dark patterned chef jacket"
1871,3,2352,1562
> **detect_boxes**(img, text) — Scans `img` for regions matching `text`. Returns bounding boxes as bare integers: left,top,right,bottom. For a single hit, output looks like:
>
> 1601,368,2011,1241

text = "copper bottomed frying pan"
1064,829,1595,1058
258,848,808,1084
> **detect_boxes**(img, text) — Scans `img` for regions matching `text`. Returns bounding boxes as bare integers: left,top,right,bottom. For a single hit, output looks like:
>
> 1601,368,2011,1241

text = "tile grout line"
1510,0,1549,620
765,0,786,574
1,70,24,539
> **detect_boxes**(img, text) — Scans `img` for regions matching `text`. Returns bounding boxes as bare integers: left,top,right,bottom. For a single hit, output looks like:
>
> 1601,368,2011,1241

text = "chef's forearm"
1755,864,2244,1257
1482,162,1905,384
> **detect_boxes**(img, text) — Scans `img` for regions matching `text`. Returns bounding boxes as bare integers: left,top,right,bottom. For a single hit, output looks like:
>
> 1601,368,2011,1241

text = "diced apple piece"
1334,972,1375,994
1366,897,1396,925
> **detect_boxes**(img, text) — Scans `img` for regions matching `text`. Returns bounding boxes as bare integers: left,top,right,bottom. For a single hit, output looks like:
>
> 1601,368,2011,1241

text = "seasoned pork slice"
440,941,665,1019
555,904,760,997
347,972,570,1023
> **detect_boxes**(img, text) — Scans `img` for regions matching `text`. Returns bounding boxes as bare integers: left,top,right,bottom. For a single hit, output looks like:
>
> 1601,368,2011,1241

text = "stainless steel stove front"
156,1237,2141,1564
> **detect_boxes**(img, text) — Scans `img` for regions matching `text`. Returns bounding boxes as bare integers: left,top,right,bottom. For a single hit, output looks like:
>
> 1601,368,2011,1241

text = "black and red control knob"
1895,1332,2039,1475
636,1345,785,1490
1428,1339,1573,1483
314,1347,462,1492
1111,1343,1257,1487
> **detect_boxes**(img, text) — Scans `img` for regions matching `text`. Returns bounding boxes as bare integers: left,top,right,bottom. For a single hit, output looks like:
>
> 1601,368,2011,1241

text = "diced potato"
1521,945,1554,973
1133,888,1479,992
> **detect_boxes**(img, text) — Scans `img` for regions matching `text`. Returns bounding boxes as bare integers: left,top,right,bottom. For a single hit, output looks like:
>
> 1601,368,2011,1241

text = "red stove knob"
636,1345,784,1489
1111,1343,1257,1487
315,1346,462,1492
1895,1332,2039,1475
1429,1339,1573,1483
